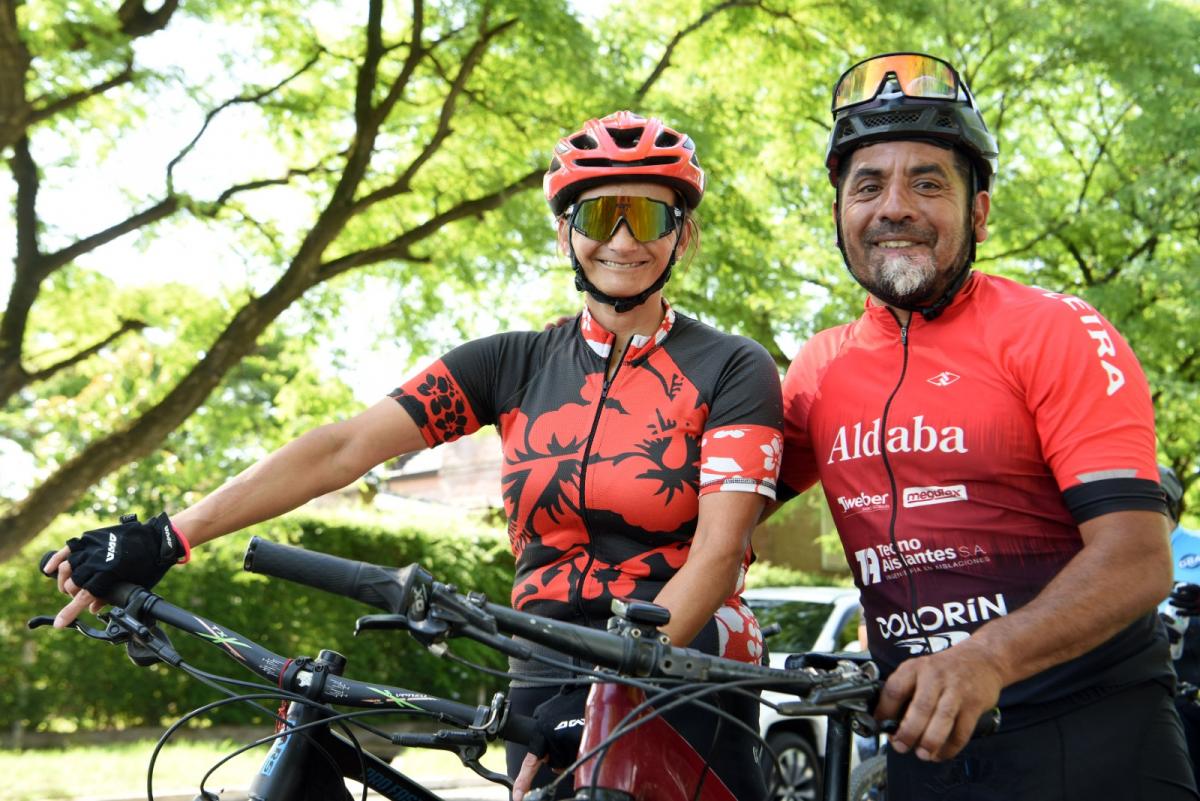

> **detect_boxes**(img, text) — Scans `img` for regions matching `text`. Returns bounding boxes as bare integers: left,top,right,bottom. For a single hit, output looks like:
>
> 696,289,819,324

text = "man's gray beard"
877,253,936,303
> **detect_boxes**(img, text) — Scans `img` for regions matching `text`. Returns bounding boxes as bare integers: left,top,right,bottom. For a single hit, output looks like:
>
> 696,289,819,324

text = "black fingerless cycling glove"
531,684,591,770
66,513,190,598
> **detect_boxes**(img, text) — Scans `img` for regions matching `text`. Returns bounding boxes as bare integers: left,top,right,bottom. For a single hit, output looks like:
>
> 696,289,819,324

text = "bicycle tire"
847,753,887,801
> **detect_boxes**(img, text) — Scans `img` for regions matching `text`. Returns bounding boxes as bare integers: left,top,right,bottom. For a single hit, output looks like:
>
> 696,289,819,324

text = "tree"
3,0,1199,561
0,0,787,559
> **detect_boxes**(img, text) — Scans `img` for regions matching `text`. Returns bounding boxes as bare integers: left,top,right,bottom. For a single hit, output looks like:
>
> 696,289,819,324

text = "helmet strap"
568,227,680,314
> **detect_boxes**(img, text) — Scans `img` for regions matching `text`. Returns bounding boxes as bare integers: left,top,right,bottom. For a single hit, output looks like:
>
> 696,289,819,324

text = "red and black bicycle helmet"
544,111,705,216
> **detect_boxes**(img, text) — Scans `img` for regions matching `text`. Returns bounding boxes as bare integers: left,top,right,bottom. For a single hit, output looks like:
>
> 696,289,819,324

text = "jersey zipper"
573,342,630,625
879,314,934,654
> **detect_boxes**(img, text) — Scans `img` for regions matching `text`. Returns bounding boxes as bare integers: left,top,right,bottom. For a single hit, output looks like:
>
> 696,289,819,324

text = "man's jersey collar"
580,301,676,361
862,270,980,329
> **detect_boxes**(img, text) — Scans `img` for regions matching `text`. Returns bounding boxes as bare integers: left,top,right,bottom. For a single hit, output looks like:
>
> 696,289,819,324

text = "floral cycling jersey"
390,303,783,664
780,272,1169,710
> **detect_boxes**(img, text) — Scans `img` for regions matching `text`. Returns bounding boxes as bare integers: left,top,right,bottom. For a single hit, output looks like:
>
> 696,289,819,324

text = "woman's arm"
173,399,425,544
652,491,767,648
47,398,425,625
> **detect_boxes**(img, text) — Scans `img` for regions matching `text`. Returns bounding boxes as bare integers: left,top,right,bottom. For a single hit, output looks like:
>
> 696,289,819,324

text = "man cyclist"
44,111,782,801
777,52,1196,799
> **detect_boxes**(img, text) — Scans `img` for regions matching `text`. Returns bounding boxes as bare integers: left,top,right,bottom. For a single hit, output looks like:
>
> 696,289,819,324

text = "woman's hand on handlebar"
41,546,104,628
874,639,1004,762
512,752,547,801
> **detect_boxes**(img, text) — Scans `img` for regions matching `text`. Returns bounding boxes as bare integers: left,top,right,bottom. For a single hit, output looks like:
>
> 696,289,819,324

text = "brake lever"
27,613,126,643
354,614,412,634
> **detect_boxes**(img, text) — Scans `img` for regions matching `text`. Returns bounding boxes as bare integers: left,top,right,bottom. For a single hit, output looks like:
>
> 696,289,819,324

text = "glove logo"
105,533,118,563
553,718,584,731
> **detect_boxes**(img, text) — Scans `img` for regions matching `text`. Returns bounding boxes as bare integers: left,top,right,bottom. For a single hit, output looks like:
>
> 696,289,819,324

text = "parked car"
743,585,864,801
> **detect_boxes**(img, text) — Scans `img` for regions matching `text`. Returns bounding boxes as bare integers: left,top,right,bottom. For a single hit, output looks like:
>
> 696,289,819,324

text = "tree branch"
166,50,325,193
40,197,180,273
321,167,543,279
28,62,135,126
29,319,148,378
372,0,426,125
353,17,517,213
633,1,758,104
1,138,43,367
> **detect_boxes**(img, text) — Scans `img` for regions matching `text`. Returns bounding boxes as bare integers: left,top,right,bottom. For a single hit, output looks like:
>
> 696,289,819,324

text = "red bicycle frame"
575,682,738,801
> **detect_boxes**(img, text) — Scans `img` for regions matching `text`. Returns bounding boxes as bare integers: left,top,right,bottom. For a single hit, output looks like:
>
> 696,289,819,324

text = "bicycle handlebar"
30,575,542,750
244,538,830,695
243,538,1002,740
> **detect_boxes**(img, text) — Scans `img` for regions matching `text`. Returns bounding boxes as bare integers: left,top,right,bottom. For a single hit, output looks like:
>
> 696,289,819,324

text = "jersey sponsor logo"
1180,554,1200,571
854,537,991,586
827,415,966,464
894,630,971,655
926,371,960,387
902,484,968,508
836,491,890,517
875,593,1008,647
1040,291,1126,396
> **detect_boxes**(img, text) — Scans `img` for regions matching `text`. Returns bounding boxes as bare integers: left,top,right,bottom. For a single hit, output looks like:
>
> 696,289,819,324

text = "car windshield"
746,598,837,653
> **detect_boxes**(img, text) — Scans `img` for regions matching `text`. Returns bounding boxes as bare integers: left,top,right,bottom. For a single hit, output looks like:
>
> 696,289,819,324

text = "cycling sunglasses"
569,195,683,243
832,52,964,113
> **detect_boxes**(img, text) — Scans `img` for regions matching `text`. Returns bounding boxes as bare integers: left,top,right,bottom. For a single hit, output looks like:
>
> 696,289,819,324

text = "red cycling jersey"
780,272,1168,707
391,303,783,664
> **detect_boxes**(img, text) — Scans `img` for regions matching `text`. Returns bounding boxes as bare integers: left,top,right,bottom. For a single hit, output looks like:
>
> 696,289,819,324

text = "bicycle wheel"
847,753,887,801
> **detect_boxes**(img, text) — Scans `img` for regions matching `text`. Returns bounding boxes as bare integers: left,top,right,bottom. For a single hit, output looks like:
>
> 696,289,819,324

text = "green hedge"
2,508,515,733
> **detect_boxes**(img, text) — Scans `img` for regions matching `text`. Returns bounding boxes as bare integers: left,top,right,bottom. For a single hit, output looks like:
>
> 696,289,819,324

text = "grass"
2,738,506,800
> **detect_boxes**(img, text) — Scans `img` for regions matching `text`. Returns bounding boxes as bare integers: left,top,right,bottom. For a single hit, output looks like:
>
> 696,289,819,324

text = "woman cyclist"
44,111,783,799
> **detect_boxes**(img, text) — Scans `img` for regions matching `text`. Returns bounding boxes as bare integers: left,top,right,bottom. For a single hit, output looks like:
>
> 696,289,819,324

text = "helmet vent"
607,127,644,148
570,134,598,150
576,156,678,168
654,131,680,147
935,115,956,129
863,110,922,128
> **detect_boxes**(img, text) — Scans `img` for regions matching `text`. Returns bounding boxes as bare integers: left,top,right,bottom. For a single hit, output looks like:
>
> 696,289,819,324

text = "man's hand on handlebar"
874,639,1003,762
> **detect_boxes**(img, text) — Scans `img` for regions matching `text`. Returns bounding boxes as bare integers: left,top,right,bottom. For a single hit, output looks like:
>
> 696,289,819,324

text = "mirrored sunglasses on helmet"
569,195,683,243
832,52,963,113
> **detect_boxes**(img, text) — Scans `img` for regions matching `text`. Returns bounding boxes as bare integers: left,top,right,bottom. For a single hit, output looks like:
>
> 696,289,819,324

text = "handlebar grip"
243,537,408,614
498,710,543,750
974,706,1001,737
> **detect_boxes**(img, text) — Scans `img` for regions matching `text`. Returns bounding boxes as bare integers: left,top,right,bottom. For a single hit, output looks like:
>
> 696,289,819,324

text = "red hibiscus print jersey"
390,304,782,663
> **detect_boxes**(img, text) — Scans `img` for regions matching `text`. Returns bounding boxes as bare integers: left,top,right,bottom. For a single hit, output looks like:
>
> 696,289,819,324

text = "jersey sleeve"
697,337,784,500
1006,290,1163,522
778,326,849,501
388,333,527,447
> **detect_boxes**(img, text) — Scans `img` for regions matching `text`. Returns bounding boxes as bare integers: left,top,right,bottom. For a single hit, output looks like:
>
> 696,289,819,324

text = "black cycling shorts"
887,679,1198,801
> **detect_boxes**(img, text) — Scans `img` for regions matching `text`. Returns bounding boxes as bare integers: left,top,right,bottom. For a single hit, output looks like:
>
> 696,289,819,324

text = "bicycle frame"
574,682,738,801
250,693,446,801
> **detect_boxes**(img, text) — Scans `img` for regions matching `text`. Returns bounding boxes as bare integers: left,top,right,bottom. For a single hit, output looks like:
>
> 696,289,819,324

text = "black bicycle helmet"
825,52,998,193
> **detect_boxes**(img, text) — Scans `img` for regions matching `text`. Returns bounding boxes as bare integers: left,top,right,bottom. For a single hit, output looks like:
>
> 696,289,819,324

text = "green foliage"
1,510,514,733
745,560,851,590
4,0,1200,551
